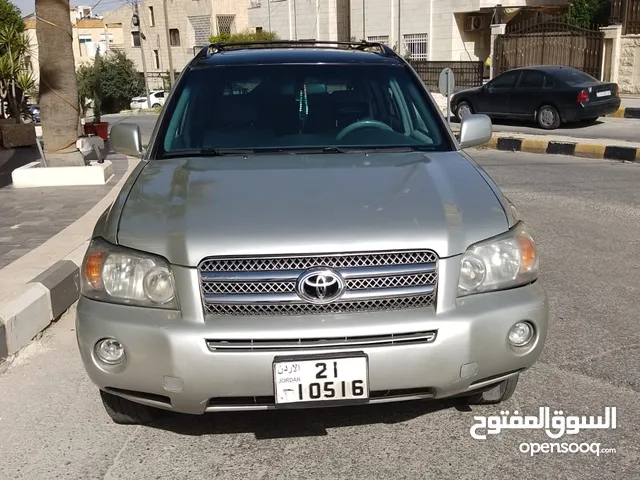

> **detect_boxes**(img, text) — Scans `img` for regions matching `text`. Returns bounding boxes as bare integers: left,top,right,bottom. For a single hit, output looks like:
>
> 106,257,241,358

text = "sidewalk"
0,154,129,271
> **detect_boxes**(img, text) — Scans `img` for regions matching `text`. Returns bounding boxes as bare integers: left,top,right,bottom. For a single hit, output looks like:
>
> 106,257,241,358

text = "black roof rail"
195,40,399,58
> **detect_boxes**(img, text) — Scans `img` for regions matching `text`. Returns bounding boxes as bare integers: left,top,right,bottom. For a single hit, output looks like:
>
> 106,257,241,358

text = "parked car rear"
451,66,621,130
130,90,167,110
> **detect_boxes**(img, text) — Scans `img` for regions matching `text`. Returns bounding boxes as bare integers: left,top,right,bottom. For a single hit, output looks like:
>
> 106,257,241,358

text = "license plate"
273,353,369,405
596,90,611,97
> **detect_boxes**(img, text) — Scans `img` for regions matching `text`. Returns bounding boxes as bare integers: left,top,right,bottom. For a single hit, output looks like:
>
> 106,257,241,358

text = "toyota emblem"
296,268,346,304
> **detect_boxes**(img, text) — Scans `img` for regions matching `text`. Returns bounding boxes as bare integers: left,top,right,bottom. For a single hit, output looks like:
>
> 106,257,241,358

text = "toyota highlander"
76,40,549,425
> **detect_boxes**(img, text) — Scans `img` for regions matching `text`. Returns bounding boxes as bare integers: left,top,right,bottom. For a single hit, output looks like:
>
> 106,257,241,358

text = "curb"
483,134,640,162
607,107,640,119
0,260,80,359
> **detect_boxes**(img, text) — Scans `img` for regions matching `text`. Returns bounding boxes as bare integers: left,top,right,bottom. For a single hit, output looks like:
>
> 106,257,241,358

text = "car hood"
452,86,482,99
116,152,509,266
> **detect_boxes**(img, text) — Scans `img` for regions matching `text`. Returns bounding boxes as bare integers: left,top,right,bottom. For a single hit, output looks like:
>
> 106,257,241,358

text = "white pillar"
328,0,337,41
489,23,507,80
600,25,623,83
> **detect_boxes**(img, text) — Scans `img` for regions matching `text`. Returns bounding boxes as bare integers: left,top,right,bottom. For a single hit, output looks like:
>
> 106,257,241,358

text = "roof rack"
194,40,398,60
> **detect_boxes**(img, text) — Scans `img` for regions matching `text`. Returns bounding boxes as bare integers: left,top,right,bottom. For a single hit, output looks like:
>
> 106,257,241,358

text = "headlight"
458,222,539,297
81,237,179,309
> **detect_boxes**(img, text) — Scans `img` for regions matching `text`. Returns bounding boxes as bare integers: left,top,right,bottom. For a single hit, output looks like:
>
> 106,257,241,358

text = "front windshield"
157,62,452,156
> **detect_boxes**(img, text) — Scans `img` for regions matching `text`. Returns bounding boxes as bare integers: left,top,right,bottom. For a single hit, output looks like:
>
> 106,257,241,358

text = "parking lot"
0,137,638,479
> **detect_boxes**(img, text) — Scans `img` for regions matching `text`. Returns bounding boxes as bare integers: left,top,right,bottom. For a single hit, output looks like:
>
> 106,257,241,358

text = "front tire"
462,374,520,405
152,103,161,109
536,105,561,130
100,390,172,425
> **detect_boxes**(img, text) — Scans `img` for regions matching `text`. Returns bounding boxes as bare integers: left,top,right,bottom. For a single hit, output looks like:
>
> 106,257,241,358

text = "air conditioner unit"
465,15,488,32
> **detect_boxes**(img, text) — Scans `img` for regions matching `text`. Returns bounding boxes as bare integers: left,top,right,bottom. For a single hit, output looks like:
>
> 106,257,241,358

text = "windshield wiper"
161,148,255,159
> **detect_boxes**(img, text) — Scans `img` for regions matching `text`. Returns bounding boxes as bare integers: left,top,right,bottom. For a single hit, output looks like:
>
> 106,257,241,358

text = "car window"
156,92,164,98
543,75,555,88
158,63,451,155
489,71,520,89
518,70,545,89
558,69,598,86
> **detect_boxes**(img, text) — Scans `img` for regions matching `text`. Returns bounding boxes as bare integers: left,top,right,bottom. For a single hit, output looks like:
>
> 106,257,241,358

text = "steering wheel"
336,119,394,141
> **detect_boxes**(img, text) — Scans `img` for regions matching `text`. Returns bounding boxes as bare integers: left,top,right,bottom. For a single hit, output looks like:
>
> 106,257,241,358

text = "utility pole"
132,3,151,108
162,0,175,86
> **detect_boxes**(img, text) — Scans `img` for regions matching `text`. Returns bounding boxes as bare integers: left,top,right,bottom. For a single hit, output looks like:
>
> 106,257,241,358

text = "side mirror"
110,122,143,157
458,114,492,149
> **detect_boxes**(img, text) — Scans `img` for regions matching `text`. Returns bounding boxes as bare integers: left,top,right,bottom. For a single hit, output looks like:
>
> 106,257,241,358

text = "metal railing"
408,61,484,92
610,0,640,34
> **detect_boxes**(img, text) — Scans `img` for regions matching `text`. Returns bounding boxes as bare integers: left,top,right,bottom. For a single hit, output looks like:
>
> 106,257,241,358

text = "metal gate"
495,20,605,79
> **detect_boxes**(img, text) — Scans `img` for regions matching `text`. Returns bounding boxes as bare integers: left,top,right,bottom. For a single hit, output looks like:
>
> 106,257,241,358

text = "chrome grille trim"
204,285,435,305
198,250,438,316
206,330,438,352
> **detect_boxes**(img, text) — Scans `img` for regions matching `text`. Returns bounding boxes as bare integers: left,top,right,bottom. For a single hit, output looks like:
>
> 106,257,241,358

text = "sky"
13,0,124,17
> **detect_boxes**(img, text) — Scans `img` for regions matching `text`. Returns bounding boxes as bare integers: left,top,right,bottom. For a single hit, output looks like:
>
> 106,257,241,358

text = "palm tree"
35,0,84,166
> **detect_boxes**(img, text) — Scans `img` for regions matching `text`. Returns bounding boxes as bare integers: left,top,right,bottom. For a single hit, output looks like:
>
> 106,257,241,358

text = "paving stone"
0,156,128,269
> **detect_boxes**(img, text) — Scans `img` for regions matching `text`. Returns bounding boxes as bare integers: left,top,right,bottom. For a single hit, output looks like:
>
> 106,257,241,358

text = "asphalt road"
1,147,639,479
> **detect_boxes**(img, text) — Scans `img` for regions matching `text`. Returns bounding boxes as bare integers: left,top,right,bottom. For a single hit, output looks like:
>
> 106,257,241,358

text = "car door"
511,69,546,119
477,70,521,116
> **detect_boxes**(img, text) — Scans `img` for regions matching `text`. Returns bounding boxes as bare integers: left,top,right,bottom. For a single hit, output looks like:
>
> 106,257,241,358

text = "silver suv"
76,41,548,425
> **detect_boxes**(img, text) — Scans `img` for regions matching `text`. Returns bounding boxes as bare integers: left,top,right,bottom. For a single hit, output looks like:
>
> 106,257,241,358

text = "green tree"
91,48,103,122
566,0,610,27
0,23,34,121
76,62,93,118
209,29,279,44
100,50,144,113
0,0,23,33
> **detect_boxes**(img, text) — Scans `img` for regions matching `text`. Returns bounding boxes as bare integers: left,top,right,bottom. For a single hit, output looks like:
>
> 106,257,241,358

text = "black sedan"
450,66,621,130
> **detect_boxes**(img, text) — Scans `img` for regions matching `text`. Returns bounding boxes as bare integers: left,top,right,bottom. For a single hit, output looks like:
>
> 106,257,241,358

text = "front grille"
198,251,438,316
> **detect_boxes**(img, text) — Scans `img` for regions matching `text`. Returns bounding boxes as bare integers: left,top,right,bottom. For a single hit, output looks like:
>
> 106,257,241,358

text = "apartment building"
23,5,124,84
350,0,568,62
246,0,567,62
105,0,248,89
247,0,351,41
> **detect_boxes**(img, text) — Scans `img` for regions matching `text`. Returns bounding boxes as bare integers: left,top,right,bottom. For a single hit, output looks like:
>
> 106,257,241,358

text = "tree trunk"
35,0,85,167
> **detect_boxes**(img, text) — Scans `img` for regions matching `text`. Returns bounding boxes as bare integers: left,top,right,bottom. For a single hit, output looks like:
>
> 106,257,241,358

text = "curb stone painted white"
0,283,52,357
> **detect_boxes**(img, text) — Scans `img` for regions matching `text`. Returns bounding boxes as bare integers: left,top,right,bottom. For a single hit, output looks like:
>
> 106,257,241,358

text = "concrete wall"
618,35,640,94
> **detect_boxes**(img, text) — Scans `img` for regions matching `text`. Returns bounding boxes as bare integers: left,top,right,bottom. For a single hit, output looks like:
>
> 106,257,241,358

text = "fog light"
95,338,126,364
508,322,534,347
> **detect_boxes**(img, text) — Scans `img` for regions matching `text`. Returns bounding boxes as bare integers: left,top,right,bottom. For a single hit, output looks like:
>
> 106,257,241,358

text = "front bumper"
76,270,549,414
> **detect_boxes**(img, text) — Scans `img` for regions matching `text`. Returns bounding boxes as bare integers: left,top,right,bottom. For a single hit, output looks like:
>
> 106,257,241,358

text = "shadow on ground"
0,146,40,188
146,398,475,439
